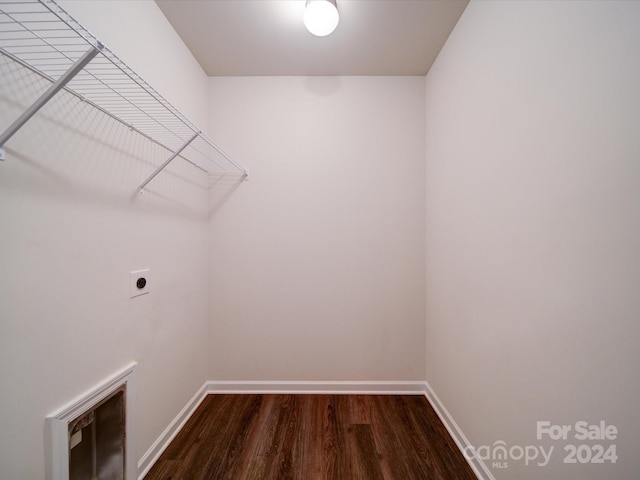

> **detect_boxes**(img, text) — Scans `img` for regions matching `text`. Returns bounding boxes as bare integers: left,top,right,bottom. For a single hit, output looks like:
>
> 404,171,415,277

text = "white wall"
425,1,640,479
0,1,211,477
207,77,426,381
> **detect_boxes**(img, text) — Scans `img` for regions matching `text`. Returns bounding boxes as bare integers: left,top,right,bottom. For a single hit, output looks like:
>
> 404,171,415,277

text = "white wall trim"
206,380,427,395
423,381,495,480
137,382,209,480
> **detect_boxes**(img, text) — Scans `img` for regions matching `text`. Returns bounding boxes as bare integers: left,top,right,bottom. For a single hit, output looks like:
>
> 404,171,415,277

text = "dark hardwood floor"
144,394,477,480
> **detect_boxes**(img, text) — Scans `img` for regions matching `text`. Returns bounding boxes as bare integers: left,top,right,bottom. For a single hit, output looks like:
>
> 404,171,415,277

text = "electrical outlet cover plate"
130,269,150,298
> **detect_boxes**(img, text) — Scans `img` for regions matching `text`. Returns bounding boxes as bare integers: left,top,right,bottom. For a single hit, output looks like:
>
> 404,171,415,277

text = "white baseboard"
206,380,427,395
137,380,493,480
423,381,495,480
137,382,209,480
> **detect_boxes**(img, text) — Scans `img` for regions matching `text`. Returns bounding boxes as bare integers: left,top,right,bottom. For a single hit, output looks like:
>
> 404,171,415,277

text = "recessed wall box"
130,269,150,298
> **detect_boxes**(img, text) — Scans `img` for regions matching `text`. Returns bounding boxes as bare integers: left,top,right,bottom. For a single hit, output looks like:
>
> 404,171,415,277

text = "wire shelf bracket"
0,43,102,158
138,131,199,194
0,0,248,187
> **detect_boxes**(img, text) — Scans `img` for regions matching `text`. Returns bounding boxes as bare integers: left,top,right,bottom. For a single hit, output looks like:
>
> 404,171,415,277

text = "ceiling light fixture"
303,0,339,37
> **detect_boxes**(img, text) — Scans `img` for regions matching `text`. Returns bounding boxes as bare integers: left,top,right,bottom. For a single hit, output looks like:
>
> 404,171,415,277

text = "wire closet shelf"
0,0,247,191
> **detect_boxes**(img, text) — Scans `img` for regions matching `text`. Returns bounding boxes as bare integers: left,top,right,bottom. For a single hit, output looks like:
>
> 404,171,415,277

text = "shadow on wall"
208,173,246,220
304,76,342,96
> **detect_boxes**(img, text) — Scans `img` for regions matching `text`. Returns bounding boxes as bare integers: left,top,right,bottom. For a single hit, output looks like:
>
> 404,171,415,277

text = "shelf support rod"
138,131,200,193
0,43,103,159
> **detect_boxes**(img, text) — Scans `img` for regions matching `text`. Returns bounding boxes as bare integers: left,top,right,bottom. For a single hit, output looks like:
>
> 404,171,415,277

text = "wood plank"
369,395,428,480
143,394,477,480
347,424,385,480
237,394,278,480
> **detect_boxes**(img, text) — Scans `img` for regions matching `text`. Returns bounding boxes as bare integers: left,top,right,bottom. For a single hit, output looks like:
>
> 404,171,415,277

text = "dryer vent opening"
46,363,137,480
68,387,125,480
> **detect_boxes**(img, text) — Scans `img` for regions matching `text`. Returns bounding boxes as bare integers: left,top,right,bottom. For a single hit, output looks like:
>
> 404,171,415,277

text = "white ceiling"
155,0,469,76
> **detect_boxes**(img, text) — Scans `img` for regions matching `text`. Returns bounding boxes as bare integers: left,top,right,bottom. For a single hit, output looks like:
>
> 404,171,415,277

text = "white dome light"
303,0,339,37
